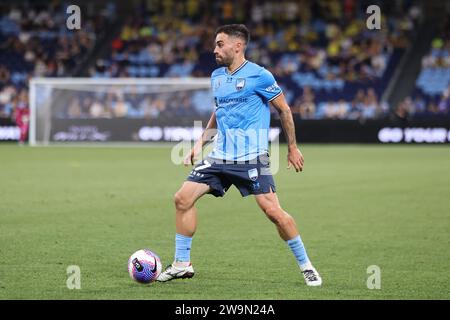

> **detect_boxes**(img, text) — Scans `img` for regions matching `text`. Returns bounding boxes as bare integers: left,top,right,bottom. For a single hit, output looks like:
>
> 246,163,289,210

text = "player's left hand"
287,146,304,172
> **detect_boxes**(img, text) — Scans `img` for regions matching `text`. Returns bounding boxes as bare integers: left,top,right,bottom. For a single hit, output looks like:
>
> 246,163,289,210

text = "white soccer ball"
128,249,162,284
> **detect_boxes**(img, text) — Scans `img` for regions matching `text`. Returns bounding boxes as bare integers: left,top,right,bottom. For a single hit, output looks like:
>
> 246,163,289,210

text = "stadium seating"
411,13,450,118
90,0,415,120
2,0,446,121
0,2,115,118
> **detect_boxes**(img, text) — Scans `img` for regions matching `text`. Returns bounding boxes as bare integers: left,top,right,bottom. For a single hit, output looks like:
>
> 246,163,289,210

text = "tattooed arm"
270,93,305,172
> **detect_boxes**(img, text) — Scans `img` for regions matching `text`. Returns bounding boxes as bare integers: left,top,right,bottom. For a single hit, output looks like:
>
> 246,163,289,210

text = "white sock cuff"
299,261,313,271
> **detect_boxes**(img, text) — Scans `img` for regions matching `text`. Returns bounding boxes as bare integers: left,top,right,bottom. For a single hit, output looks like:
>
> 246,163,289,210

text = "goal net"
29,78,214,145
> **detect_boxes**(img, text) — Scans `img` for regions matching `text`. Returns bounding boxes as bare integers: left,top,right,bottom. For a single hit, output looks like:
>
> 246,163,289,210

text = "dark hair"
215,24,250,45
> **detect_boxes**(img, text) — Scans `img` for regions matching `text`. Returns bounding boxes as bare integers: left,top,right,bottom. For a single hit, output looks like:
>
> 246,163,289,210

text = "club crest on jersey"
235,78,246,91
248,168,258,181
213,79,221,91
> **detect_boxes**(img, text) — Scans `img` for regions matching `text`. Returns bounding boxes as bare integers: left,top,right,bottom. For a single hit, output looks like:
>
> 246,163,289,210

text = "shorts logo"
248,168,258,181
251,182,260,191
235,78,246,91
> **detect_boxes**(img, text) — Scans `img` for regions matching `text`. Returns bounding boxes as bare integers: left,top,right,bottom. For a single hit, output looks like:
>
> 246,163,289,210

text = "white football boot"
157,263,195,282
302,266,322,286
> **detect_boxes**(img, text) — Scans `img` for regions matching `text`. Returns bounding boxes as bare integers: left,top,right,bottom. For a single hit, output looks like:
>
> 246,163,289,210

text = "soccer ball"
128,249,162,284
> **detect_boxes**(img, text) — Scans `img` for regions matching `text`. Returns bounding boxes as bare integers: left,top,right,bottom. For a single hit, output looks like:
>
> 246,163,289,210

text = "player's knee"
276,214,295,230
264,207,293,228
263,206,281,222
174,191,193,212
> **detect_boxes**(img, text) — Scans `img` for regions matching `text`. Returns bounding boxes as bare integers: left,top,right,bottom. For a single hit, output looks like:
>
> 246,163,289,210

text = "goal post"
28,77,214,145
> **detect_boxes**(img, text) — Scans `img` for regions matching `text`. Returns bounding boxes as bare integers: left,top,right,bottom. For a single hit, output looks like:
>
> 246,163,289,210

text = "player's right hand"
183,150,195,166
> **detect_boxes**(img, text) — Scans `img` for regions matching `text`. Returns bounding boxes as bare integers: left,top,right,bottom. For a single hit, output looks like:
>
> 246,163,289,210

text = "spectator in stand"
0,65,11,86
0,85,16,118
141,97,160,119
425,101,440,116
112,93,130,118
89,99,109,118
361,88,378,119
347,100,361,120
353,89,365,113
336,99,350,119
391,100,411,123
293,86,316,119
437,87,450,115
411,94,427,115
67,97,82,118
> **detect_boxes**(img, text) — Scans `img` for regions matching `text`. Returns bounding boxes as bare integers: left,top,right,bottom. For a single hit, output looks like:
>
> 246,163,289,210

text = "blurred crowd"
409,10,450,119
393,84,450,121
0,2,115,119
2,0,450,124
54,87,211,120
91,0,420,120
290,85,389,120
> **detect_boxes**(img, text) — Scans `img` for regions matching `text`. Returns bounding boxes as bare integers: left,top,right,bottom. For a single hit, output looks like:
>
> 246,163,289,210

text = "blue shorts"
186,153,276,197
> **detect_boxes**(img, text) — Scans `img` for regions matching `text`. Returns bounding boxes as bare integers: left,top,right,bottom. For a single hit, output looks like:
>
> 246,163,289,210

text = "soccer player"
14,93,30,146
157,24,322,286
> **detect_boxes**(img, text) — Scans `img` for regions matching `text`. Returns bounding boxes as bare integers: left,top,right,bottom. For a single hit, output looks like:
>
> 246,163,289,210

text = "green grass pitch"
0,144,449,299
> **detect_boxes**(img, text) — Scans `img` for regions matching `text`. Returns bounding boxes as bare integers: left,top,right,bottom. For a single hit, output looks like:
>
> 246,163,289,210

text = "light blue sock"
286,235,310,268
175,233,192,262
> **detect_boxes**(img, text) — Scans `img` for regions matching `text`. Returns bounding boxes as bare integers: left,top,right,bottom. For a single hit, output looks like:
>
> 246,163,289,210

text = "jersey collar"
226,60,248,76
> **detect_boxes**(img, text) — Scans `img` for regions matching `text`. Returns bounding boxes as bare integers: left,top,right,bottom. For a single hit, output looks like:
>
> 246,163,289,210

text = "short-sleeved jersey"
209,60,282,161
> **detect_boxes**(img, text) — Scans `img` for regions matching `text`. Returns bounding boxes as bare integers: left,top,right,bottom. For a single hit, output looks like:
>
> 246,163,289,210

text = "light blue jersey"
209,60,282,161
